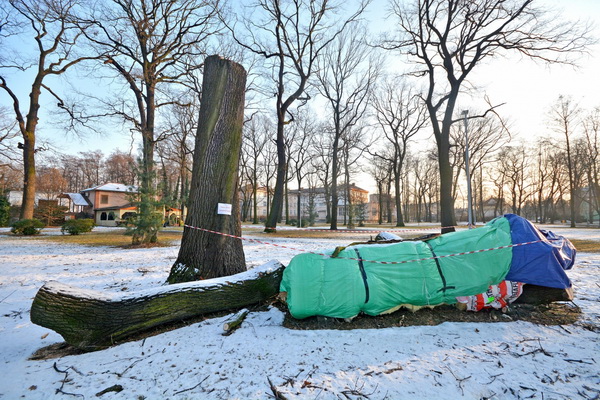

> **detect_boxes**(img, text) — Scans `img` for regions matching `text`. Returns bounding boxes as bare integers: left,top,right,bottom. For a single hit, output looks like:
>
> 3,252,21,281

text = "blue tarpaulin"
504,214,576,289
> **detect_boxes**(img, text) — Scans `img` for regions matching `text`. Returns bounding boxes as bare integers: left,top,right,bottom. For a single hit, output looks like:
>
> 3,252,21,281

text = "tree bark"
31,262,284,349
167,56,247,283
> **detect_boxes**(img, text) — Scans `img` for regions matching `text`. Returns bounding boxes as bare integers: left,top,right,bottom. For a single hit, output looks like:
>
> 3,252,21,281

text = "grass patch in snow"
570,239,600,252
37,229,183,247
251,228,425,240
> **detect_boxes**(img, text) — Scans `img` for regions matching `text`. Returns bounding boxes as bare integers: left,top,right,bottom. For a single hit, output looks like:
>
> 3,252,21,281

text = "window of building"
100,194,109,204
100,212,107,220
108,212,115,220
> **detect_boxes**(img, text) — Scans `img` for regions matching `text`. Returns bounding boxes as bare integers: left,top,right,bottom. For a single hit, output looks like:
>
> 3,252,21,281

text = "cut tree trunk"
31,261,284,349
514,284,574,305
167,55,248,283
222,308,249,335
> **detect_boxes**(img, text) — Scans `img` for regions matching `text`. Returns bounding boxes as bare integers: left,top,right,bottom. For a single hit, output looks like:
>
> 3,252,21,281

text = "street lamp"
462,110,474,229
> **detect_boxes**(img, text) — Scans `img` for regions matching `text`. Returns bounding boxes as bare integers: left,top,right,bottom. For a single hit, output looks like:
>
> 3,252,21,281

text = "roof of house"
94,204,137,212
81,183,138,193
59,193,91,207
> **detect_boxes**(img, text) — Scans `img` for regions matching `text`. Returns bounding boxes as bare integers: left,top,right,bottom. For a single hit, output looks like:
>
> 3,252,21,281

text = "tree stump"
30,261,284,349
168,55,248,284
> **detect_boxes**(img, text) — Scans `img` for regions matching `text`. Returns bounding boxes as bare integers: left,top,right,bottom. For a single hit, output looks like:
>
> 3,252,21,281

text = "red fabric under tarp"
456,281,524,311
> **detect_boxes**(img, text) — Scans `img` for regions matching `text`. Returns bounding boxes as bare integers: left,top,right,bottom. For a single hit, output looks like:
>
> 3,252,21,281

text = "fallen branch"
445,366,471,396
222,308,249,335
0,289,16,303
53,362,84,398
267,377,288,400
173,376,209,395
31,261,284,349
564,359,595,364
95,385,123,397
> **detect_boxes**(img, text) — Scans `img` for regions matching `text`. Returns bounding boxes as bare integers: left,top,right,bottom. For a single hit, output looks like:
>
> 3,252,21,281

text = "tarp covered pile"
280,214,576,319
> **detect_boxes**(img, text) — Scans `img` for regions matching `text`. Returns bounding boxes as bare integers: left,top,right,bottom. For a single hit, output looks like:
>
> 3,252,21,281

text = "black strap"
354,249,370,304
424,242,456,293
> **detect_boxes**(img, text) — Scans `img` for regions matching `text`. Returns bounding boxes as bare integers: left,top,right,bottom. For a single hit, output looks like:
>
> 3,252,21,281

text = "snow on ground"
0,225,599,399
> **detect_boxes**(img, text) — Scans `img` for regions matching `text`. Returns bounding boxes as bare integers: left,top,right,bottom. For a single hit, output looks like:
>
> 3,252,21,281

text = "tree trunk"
20,74,44,220
252,170,259,224
438,136,456,232
394,168,405,227
20,133,36,220
31,262,284,349
297,184,302,228
330,135,340,230
167,55,247,283
265,126,286,232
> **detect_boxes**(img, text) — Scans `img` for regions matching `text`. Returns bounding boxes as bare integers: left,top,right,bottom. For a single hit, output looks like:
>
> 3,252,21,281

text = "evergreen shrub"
11,219,45,235
61,219,95,235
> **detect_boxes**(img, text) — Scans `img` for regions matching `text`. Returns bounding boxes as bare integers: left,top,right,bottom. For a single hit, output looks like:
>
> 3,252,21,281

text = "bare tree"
241,115,270,224
228,0,368,232
548,95,581,227
104,150,136,186
49,150,107,192
340,125,371,228
159,100,198,220
36,167,68,200
540,145,568,223
311,129,333,223
532,140,551,223
496,145,532,215
80,0,221,243
0,107,20,169
78,150,104,188
411,154,438,222
0,0,97,219
287,111,316,227
384,0,593,229
366,152,393,225
371,76,427,226
316,25,379,229
583,107,600,226
449,113,509,222
261,130,278,220
450,115,509,198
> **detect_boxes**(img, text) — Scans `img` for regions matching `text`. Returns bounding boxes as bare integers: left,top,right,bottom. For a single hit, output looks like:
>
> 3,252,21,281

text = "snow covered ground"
0,225,598,399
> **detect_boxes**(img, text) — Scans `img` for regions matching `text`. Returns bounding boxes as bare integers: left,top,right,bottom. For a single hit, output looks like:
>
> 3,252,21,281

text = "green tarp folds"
280,217,513,319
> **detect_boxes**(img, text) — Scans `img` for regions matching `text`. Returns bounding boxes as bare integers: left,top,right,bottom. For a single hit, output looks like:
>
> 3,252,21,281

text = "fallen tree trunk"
31,261,284,349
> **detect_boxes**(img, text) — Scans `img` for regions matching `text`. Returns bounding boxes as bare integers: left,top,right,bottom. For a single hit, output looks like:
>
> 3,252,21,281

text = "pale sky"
2,0,599,166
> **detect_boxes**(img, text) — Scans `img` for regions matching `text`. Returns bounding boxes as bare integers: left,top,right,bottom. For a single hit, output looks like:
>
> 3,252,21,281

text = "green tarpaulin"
280,217,513,319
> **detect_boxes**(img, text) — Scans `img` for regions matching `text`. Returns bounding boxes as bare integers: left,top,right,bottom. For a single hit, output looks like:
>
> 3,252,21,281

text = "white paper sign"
217,203,232,215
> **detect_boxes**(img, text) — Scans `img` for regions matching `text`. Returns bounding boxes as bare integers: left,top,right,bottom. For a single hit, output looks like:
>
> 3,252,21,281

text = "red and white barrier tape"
241,225,456,233
184,224,545,265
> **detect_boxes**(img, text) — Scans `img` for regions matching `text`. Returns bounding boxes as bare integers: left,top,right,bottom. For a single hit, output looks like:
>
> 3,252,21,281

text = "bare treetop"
386,0,594,75
381,0,595,229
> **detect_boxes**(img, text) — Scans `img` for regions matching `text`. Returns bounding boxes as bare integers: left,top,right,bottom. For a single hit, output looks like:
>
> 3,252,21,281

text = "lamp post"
462,110,474,229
